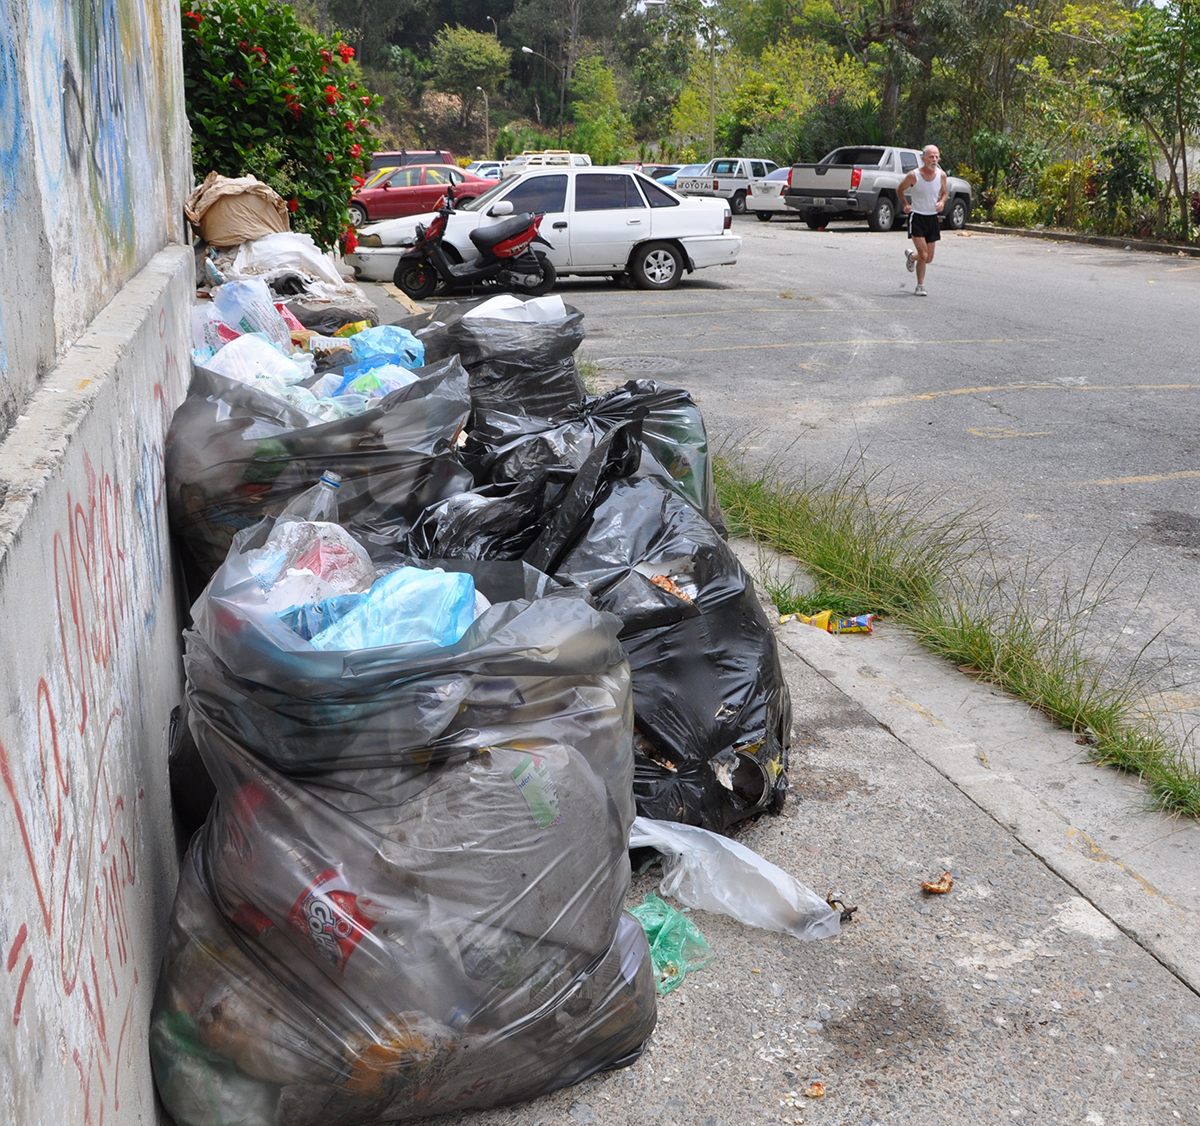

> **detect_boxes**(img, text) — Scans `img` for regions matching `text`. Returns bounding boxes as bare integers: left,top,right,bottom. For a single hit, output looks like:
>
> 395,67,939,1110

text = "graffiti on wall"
0,341,183,1121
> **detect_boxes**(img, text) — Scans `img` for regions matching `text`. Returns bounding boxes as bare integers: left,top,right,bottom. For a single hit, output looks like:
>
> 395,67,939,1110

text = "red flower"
342,229,359,252
352,175,365,188
325,152,334,162
359,119,368,130
360,96,370,106
288,65,298,74
349,83,358,91
287,198,299,212
251,46,268,63
183,10,202,25
324,84,340,105
344,120,355,132
350,143,362,158
231,77,244,90
319,48,333,64
321,65,327,73
337,44,355,63
237,39,249,52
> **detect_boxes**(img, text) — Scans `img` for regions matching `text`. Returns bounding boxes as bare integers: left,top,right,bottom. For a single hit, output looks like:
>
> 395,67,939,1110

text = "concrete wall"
0,0,193,1122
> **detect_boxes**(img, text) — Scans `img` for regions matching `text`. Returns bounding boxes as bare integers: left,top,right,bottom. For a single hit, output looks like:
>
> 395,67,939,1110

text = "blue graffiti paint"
0,0,26,208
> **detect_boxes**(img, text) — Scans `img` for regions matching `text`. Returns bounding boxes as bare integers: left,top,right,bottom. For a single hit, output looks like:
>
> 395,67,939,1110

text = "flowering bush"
181,0,381,248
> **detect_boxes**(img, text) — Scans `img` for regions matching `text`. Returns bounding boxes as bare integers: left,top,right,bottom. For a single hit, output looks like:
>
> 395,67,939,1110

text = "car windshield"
765,168,790,181
459,179,512,212
676,164,706,176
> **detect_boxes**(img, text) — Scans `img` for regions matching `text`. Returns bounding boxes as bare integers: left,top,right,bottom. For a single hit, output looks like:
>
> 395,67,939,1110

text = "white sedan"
747,167,797,221
346,166,741,291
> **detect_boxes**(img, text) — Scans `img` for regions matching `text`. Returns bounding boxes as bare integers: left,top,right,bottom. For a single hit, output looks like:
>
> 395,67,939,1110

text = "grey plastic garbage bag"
166,356,474,600
150,527,657,1125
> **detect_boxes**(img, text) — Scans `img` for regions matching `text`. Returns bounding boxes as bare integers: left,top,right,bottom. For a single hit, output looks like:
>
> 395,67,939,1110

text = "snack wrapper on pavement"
151,522,657,1125
165,356,475,601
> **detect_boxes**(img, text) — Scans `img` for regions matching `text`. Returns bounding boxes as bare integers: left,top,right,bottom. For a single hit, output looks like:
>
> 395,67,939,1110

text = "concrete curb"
774,621,1200,1000
963,222,1200,258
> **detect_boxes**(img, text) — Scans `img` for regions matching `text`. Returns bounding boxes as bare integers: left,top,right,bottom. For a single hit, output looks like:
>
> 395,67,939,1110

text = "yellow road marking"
968,427,1053,438
659,338,1056,354
1072,469,1200,487
1067,829,1171,902
864,382,1200,407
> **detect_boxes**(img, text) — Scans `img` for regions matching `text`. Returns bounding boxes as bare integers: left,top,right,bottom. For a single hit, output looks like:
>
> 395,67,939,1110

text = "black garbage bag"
418,296,587,421
468,380,725,535
166,356,474,601
281,296,391,335
529,472,789,833
150,523,657,1125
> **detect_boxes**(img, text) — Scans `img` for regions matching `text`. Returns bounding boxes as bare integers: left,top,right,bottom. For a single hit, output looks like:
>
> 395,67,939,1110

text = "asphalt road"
558,219,1200,719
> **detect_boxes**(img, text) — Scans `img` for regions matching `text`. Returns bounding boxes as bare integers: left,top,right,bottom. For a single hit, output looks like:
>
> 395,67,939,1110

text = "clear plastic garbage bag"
151,531,657,1125
166,356,474,601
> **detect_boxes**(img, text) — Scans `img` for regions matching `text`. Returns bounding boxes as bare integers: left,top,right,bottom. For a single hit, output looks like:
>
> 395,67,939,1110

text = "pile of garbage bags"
156,290,794,1123
153,483,658,1125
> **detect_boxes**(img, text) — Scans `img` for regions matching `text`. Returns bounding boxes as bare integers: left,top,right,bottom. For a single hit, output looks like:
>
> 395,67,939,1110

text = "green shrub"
992,197,1041,227
182,0,382,249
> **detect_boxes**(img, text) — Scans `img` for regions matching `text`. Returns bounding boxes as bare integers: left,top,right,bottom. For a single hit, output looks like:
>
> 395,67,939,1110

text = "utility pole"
476,86,491,158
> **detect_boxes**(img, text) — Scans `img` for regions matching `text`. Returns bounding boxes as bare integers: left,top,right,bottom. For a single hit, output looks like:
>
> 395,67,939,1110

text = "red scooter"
393,183,556,300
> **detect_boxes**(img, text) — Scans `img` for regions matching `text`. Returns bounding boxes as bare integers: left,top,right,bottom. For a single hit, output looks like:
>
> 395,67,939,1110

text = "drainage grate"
594,355,685,373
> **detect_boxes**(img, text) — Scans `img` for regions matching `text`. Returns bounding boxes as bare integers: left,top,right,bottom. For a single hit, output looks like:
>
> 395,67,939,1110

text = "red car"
349,165,492,226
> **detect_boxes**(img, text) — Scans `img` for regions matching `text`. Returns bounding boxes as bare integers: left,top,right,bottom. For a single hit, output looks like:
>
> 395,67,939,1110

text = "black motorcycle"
393,184,556,300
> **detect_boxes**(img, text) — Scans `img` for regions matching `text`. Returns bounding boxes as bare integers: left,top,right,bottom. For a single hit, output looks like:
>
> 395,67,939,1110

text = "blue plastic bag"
348,323,425,366
310,566,477,651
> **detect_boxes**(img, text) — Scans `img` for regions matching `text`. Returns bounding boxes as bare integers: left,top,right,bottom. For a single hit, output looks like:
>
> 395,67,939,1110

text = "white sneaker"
905,250,916,273
914,284,927,296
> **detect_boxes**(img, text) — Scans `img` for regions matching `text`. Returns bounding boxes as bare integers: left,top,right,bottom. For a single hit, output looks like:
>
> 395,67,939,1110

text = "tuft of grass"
578,359,603,396
716,451,1200,817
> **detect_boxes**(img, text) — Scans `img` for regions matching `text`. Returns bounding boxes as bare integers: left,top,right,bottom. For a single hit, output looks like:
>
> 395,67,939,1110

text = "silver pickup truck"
784,146,972,232
675,157,779,215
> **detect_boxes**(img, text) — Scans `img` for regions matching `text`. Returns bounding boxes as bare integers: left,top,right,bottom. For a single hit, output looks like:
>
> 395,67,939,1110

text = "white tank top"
909,167,944,215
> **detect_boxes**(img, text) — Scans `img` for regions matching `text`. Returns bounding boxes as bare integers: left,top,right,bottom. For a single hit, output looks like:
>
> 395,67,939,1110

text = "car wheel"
804,215,827,230
943,196,968,230
755,211,772,222
509,252,557,297
867,195,895,232
630,241,683,290
349,202,368,228
393,257,438,300
730,191,747,215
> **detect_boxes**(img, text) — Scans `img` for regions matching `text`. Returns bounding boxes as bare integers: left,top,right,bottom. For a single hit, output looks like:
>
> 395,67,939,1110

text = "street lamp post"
476,86,490,158
645,0,715,163
521,45,566,149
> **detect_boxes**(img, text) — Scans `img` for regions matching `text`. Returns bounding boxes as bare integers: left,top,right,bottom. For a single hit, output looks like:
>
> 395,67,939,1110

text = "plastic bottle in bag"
281,471,342,522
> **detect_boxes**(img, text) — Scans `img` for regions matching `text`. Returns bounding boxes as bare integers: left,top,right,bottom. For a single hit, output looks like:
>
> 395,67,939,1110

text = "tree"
181,0,381,248
429,26,510,126
1108,0,1200,240
570,55,634,164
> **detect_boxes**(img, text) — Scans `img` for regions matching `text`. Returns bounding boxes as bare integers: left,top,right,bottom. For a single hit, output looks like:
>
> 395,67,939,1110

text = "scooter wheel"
509,252,557,297
394,258,438,300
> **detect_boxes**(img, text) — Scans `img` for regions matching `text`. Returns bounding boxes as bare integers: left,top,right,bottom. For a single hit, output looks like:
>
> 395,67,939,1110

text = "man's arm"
898,171,917,212
936,170,948,212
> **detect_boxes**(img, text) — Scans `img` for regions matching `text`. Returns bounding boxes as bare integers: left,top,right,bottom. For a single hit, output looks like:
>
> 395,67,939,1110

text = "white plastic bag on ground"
232,231,346,288
203,333,314,386
212,278,293,352
628,816,840,941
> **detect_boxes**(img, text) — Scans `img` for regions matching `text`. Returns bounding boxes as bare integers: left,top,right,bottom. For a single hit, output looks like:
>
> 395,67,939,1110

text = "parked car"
783,146,973,231
674,157,779,214
465,160,505,180
644,164,683,181
502,150,593,172
747,167,796,221
349,165,493,227
347,166,740,291
369,149,455,172
656,163,706,189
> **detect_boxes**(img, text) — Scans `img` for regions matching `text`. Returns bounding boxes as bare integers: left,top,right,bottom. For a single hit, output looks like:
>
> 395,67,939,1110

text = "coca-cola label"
289,868,376,971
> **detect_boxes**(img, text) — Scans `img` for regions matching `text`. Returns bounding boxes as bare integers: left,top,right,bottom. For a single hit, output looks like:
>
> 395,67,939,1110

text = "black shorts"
908,212,941,242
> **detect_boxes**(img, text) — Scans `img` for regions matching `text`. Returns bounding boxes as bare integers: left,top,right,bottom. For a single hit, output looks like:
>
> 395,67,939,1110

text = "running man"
899,145,947,296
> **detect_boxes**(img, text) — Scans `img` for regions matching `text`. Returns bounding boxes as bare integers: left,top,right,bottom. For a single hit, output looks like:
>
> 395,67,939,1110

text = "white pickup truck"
674,157,779,215
783,146,972,232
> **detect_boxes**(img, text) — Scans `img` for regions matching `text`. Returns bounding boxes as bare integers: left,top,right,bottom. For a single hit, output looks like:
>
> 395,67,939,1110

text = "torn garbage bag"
530,471,790,833
418,296,587,422
151,523,657,1126
629,817,840,941
165,356,474,601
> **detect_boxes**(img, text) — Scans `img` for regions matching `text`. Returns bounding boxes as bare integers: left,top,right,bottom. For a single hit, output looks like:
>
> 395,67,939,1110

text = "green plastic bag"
629,893,715,994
